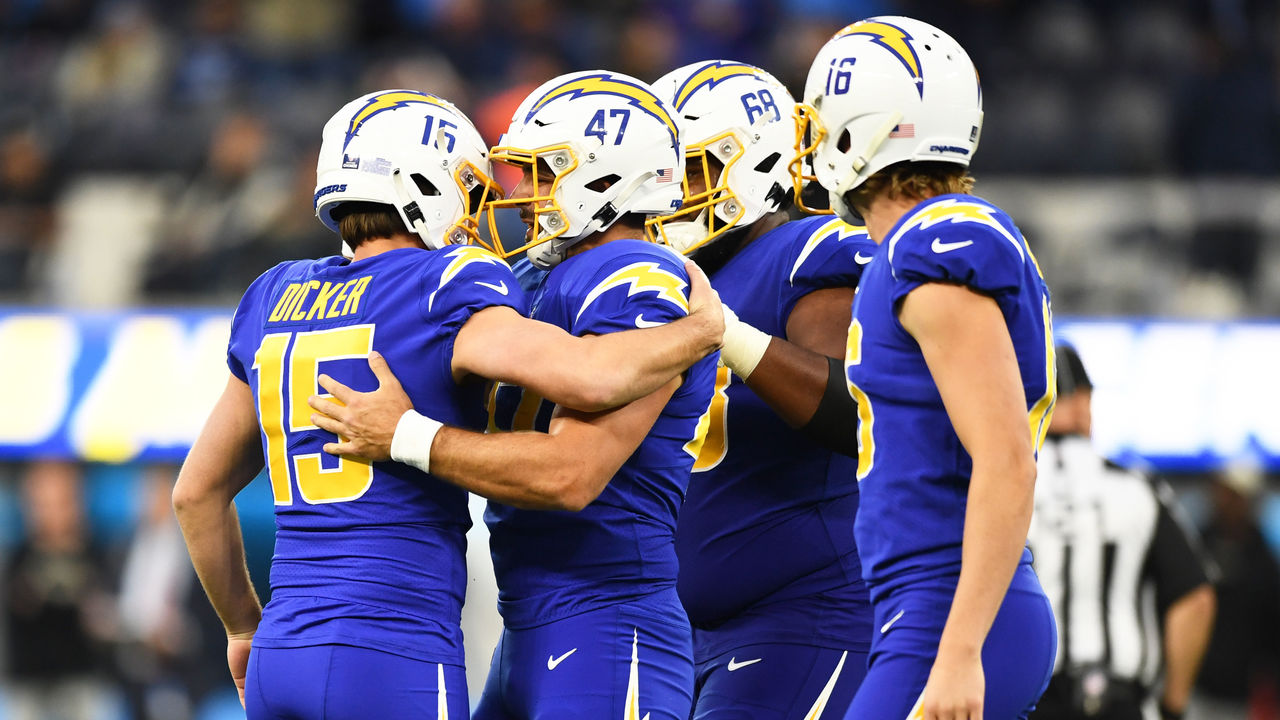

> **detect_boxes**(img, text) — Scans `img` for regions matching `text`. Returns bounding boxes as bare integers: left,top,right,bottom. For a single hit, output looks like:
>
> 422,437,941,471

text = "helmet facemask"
790,103,832,215
483,144,580,266
645,130,748,255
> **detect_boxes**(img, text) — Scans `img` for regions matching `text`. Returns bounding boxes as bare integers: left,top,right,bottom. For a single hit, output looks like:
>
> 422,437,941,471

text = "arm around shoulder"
452,302,718,413
420,376,681,511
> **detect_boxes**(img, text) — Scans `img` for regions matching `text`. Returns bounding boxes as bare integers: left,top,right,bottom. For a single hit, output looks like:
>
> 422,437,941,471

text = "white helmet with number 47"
484,70,684,268
314,89,502,255
795,17,984,224
646,60,797,255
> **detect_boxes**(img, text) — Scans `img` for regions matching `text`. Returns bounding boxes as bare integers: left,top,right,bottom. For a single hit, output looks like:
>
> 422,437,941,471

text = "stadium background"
0,0,1277,718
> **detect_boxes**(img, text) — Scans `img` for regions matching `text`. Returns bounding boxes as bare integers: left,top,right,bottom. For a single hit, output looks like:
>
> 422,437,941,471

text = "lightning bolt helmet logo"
833,20,924,98
525,73,679,148
671,61,767,112
344,90,455,151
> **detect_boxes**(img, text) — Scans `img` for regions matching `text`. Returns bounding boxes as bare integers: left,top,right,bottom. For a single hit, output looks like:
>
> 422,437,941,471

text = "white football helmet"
794,17,984,224
645,60,798,255
484,70,684,268
315,89,502,255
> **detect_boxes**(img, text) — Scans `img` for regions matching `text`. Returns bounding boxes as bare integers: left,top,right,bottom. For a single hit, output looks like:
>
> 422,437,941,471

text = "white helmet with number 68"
645,60,797,255
795,17,983,224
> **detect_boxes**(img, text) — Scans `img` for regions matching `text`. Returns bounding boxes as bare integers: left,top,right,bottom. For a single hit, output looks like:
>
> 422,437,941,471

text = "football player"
173,89,721,719
795,17,1058,720
309,71,716,719
644,60,876,719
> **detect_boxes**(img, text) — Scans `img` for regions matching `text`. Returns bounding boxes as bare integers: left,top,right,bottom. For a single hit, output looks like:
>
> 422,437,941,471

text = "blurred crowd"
0,459,1275,720
0,460,254,720
0,0,1278,308
1,1,1279,718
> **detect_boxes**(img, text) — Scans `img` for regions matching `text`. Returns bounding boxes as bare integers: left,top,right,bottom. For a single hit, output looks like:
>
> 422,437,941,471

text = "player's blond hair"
848,161,975,209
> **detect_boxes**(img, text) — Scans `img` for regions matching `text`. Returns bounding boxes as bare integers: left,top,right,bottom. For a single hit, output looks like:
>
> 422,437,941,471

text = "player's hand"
226,631,254,709
308,350,412,461
684,259,724,350
920,644,984,720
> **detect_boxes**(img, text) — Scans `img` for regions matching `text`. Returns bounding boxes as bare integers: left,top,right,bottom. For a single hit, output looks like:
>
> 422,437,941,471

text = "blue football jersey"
675,216,877,653
486,239,718,629
226,245,527,664
845,194,1055,603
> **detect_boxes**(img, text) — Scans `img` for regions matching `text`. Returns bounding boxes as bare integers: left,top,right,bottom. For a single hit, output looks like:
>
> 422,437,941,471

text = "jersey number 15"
253,326,375,506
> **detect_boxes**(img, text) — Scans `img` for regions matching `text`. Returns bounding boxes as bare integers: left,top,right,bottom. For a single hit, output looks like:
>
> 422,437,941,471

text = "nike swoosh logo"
931,238,973,254
634,313,665,329
880,609,905,634
475,280,509,295
854,251,874,265
547,648,577,670
726,657,762,671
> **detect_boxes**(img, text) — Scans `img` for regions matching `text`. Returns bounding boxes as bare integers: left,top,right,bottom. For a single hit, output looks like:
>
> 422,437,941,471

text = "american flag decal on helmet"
889,123,916,138
656,168,674,183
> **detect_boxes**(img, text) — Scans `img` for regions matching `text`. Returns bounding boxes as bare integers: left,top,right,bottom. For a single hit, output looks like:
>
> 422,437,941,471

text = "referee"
1028,344,1217,720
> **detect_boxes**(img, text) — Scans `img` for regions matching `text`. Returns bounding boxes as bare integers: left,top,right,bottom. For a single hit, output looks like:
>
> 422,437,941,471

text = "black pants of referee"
1031,673,1145,720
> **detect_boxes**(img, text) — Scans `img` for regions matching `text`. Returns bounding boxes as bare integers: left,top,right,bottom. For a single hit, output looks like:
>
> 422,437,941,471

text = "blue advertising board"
1,309,1277,472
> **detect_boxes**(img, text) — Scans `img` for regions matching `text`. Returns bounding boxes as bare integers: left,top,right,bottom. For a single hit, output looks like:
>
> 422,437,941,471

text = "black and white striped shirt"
1028,435,1213,688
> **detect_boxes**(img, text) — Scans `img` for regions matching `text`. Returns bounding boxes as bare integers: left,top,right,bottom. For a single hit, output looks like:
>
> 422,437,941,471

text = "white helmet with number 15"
314,89,501,255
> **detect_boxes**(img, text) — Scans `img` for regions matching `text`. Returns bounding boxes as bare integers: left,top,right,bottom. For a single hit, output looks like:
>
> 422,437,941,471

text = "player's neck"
565,221,646,258
738,209,788,251
690,210,788,276
350,233,427,261
863,192,934,244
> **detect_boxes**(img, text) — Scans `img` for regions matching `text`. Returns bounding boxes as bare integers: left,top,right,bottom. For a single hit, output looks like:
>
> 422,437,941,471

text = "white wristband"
390,410,444,474
719,305,772,379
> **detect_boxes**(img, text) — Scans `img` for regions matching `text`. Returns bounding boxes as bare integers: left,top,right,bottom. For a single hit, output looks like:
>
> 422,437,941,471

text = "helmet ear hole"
586,174,621,193
837,129,852,153
411,173,442,196
753,152,781,174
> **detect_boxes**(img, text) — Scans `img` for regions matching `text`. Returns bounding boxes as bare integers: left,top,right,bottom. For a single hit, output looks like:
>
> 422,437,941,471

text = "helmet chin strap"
526,239,566,269
660,219,710,255
829,112,901,228
391,168,439,250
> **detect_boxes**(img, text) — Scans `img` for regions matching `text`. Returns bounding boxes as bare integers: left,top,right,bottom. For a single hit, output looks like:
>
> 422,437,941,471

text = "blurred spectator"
113,466,199,720
1191,465,1280,720
613,8,679,81
216,147,336,277
3,460,115,720
170,0,251,108
143,110,290,298
53,3,171,114
0,129,57,295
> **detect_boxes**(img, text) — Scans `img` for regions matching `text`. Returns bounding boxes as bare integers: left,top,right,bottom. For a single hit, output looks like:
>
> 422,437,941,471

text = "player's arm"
723,286,859,456
171,373,265,708
313,367,679,511
453,260,721,412
899,281,1038,719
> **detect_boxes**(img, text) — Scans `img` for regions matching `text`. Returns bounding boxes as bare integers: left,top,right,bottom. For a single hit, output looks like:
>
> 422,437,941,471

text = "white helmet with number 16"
795,17,983,224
